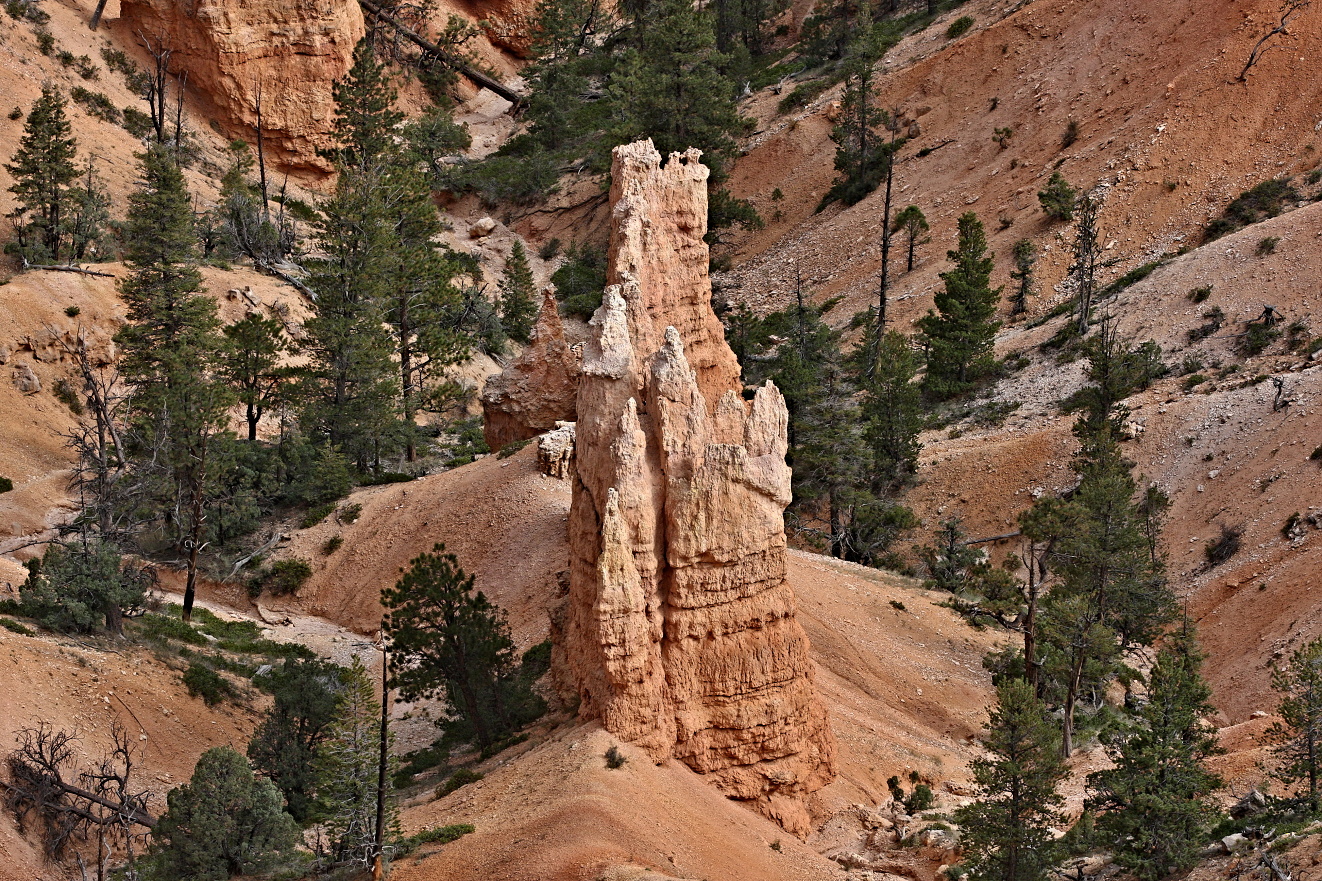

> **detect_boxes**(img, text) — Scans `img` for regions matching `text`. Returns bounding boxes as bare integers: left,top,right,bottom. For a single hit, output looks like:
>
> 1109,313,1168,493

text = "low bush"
266,559,311,596
1204,524,1243,566
182,662,235,706
945,15,974,38
436,768,483,798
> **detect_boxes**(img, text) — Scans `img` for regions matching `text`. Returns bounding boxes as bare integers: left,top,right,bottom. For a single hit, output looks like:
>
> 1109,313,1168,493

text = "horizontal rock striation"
560,140,834,834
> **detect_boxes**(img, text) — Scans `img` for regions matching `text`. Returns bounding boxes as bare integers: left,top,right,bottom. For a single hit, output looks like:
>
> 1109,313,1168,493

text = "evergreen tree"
114,144,231,622
894,204,928,272
1089,625,1223,881
955,679,1066,881
67,158,111,263
1268,636,1322,811
858,329,923,489
19,539,143,636
221,312,288,441
247,658,344,824
500,239,538,345
382,544,544,747
605,0,746,180
331,41,405,173
1070,192,1103,335
821,13,898,209
149,747,299,881
315,656,394,865
916,212,1002,398
1009,239,1036,317
5,85,80,265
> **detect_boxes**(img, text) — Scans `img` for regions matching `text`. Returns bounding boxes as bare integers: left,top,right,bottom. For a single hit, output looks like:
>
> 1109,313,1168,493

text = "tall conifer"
6,85,80,264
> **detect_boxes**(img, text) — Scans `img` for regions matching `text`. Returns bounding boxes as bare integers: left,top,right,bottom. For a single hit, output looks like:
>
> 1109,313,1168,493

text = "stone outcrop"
481,290,581,450
559,140,835,834
120,0,365,175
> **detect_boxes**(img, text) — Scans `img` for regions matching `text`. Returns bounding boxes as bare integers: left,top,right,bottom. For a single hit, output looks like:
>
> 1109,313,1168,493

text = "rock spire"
559,140,835,834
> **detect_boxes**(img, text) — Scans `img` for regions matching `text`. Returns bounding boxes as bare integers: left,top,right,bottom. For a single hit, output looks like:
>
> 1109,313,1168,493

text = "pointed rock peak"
560,141,835,834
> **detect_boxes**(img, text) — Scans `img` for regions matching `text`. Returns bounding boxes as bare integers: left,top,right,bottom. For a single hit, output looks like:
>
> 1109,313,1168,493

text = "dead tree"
2,723,156,864
47,325,130,540
1239,0,1312,81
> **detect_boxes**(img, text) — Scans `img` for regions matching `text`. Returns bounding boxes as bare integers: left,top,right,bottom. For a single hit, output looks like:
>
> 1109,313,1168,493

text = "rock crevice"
559,140,835,834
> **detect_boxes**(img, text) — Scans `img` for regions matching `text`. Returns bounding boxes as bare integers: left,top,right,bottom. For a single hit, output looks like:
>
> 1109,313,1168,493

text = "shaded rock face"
120,0,365,175
481,290,581,450
560,140,835,834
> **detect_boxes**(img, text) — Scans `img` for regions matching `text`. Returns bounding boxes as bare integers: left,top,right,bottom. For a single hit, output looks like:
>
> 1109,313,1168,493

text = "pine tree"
1009,239,1036,317
1070,192,1103,335
500,240,538,345
114,144,231,622
5,85,80,265
247,658,343,824
858,329,923,490
315,656,394,865
955,679,1066,881
894,204,929,272
1089,625,1223,881
916,212,1002,398
821,13,896,209
1268,636,1322,811
149,747,298,881
331,40,405,173
605,0,747,180
221,313,288,441
67,158,111,263
19,539,144,636
382,544,543,747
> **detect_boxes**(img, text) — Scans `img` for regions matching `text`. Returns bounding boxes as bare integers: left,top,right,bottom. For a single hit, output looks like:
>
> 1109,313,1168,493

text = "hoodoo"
558,140,835,834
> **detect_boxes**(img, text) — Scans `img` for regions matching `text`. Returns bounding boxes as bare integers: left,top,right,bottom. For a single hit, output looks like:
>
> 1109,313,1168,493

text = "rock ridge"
558,140,835,835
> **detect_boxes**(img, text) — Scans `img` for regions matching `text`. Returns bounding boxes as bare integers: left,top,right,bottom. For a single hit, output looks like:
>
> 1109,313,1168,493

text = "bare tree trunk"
255,80,270,218
89,0,108,30
372,644,389,881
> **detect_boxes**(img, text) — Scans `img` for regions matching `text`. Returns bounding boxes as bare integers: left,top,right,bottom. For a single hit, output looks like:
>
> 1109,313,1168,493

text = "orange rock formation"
559,140,835,835
480,289,581,450
120,0,365,175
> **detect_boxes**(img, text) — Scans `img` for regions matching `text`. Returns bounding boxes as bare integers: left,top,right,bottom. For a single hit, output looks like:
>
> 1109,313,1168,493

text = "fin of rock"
557,140,835,835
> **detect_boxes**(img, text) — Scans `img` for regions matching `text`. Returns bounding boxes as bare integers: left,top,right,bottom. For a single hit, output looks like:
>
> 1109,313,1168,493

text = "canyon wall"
559,140,835,834
120,0,365,175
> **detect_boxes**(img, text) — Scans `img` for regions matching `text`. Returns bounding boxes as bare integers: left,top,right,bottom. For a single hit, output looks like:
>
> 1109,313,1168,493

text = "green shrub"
1238,322,1280,357
183,662,235,706
552,242,607,319
1205,178,1298,241
945,15,974,38
53,378,83,415
266,559,312,596
20,541,144,635
337,502,362,524
0,618,34,636
1182,374,1207,393
34,29,54,55
1256,235,1280,256
395,823,475,857
436,768,484,798
1037,172,1076,221
64,305,80,317
69,87,120,124
0,476,12,493
605,745,627,769
121,107,154,139
6,0,49,23
137,612,208,646
1187,285,1212,303
300,501,336,529
359,471,414,486
777,78,830,114
321,535,343,555
497,438,531,459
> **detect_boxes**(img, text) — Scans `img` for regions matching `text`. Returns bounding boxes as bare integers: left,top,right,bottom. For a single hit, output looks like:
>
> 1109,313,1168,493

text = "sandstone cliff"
559,140,835,835
481,289,581,450
120,0,365,175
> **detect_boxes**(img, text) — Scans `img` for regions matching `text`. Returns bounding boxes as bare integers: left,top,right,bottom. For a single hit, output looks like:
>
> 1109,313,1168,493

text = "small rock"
0,344,10,364
469,216,498,238
1208,470,1220,479
1221,833,1248,854
12,363,40,394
